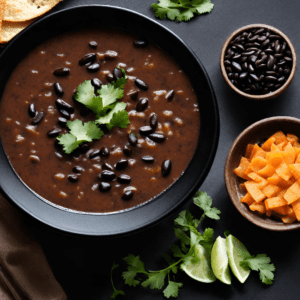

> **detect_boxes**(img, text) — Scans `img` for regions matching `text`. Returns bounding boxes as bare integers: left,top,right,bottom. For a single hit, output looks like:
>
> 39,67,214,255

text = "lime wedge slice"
226,235,251,283
211,236,231,285
181,244,216,283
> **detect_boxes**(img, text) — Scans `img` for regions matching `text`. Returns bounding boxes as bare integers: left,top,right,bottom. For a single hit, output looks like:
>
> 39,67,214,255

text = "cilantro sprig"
57,68,130,154
151,0,214,22
110,191,275,299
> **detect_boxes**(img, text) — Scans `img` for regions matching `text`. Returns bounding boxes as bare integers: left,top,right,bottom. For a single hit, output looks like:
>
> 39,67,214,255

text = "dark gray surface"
23,0,300,299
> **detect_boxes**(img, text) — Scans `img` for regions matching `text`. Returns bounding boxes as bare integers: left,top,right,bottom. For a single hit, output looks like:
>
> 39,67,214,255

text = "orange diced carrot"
284,181,300,204
268,152,283,168
267,173,282,185
245,181,267,203
281,143,296,165
248,157,268,173
240,193,254,206
234,157,250,180
240,183,247,192
258,164,276,178
287,134,299,145
271,131,287,145
247,173,268,188
249,202,266,214
245,144,254,159
250,144,266,161
292,199,300,221
293,142,300,149
282,215,296,223
276,162,293,181
272,205,289,215
262,137,276,151
295,154,300,164
265,196,287,209
278,177,296,189
262,184,282,198
288,164,300,180
277,141,287,150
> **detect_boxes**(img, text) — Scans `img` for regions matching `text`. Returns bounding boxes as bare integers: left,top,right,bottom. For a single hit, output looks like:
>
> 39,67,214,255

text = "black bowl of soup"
0,5,219,236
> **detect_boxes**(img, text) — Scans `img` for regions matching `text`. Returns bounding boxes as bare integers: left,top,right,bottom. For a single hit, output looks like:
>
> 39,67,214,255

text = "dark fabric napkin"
0,193,67,300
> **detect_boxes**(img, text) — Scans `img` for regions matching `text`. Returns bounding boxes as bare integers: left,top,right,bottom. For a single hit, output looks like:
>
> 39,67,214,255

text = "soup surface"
0,28,200,213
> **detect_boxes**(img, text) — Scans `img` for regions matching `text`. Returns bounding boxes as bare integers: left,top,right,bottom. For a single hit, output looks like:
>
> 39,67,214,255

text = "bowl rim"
225,116,300,231
220,23,297,100
0,5,220,236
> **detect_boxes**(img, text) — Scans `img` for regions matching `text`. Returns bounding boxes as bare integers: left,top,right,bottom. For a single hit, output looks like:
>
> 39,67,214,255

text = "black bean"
286,50,292,56
256,64,266,70
264,48,274,54
261,39,270,48
269,35,282,39
32,111,44,124
281,42,287,53
284,67,291,76
257,36,267,42
135,78,148,91
228,73,233,79
73,166,85,173
56,99,74,113
91,78,102,89
139,126,153,136
275,84,282,89
123,144,132,156
224,60,231,66
255,49,262,56
161,159,172,177
249,74,260,82
127,90,139,101
248,35,259,42
87,63,100,72
246,47,259,52
150,114,158,130
231,62,242,72
266,71,277,76
79,53,96,66
79,143,89,154
255,55,268,66
89,41,98,48
233,43,245,51
89,150,101,159
275,44,281,53
59,109,70,120
278,76,286,83
102,163,114,171
241,62,248,70
265,76,278,82
232,54,241,60
284,56,293,62
240,56,248,63
99,182,111,192
99,170,116,181
57,117,67,127
239,72,248,80
98,147,109,157
47,128,62,138
148,133,165,143
53,82,64,96
255,28,265,35
277,60,286,66
128,133,137,146
136,98,149,112
113,67,124,80
53,68,70,76
278,67,284,76
122,190,133,200
259,75,265,81
106,73,114,83
118,174,131,184
133,40,148,47
28,103,36,118
104,50,118,59
165,90,175,101
266,83,275,89
68,174,79,183
248,55,258,64
274,53,284,59
115,159,128,170
142,156,154,163
233,73,239,80
262,88,269,94
242,50,255,56
267,55,275,70
226,66,233,73
248,64,255,72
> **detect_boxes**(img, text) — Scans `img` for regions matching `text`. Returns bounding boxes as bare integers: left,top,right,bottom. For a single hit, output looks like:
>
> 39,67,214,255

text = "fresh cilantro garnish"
57,68,130,154
57,120,103,154
110,263,125,299
163,281,183,298
151,0,214,22
240,254,275,285
193,191,221,220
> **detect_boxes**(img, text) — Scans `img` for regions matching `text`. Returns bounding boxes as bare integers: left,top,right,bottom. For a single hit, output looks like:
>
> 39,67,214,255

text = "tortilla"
4,0,62,22
1,19,34,43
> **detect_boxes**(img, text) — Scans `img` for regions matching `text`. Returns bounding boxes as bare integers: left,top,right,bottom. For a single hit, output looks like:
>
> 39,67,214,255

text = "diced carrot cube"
247,173,268,188
284,181,300,204
262,184,282,198
245,181,267,203
288,164,300,180
272,205,289,215
250,144,266,161
282,215,296,223
276,162,293,181
234,157,250,180
240,193,254,206
277,141,287,150
281,143,296,165
267,173,282,185
258,164,276,178
287,134,299,145
271,131,287,145
292,199,300,221
248,157,268,173
262,137,276,151
268,152,283,168
245,144,254,159
278,177,296,189
295,154,300,164
249,202,266,214
240,183,247,192
265,196,287,209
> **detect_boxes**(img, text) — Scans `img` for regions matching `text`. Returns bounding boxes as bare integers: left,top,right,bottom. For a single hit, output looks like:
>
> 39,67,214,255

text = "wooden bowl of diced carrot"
225,116,300,231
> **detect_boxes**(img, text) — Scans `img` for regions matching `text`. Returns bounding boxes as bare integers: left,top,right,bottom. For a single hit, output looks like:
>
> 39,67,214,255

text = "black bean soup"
0,28,200,213
225,27,293,95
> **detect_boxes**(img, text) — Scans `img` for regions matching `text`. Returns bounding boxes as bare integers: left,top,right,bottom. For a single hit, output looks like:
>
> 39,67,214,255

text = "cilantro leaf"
57,133,80,154
199,228,214,252
141,271,167,290
110,263,125,299
74,80,95,105
122,255,146,287
99,83,124,107
151,0,214,22
174,210,200,231
107,110,130,130
240,254,275,285
96,102,127,126
163,281,183,298
85,95,103,116
193,191,221,220
110,290,125,300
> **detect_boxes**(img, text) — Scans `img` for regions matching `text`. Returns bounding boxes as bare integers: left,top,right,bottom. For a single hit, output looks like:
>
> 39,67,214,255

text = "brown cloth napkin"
0,193,67,300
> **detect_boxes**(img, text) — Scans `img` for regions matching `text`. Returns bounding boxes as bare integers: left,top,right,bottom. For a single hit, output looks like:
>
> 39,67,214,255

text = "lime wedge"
181,244,216,283
226,235,251,283
211,237,231,285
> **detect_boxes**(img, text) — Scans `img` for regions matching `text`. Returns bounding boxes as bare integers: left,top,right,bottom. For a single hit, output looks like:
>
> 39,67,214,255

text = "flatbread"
4,0,62,22
1,19,34,43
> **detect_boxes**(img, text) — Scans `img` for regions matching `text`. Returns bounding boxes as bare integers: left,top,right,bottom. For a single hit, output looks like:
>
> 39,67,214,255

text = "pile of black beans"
224,28,293,95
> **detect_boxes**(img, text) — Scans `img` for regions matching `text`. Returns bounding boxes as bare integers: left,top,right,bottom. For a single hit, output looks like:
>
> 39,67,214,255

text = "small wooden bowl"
220,24,297,100
225,116,300,231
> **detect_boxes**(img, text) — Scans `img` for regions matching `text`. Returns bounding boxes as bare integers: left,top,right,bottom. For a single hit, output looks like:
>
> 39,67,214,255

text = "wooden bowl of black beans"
220,24,297,100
